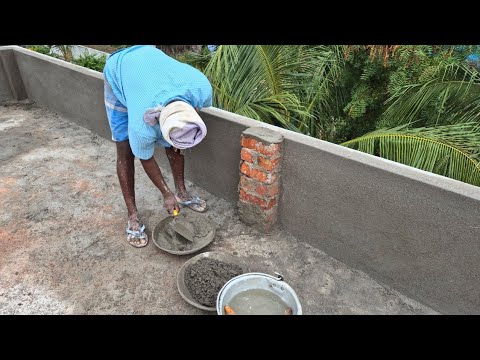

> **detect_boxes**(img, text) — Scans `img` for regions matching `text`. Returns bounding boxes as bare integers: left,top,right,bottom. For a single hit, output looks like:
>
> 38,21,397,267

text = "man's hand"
164,192,180,216
140,157,180,215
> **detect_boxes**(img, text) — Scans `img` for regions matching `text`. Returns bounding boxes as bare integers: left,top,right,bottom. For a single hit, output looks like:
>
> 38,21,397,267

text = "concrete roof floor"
0,102,438,315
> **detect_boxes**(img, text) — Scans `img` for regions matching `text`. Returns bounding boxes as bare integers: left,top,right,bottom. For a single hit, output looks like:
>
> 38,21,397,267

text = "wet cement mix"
161,213,214,252
184,258,243,307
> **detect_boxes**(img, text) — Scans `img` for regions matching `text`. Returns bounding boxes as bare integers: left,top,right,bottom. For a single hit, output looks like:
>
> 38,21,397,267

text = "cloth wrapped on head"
144,101,207,149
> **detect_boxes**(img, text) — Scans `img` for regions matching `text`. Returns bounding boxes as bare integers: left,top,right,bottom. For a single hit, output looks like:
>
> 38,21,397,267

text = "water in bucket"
228,288,291,315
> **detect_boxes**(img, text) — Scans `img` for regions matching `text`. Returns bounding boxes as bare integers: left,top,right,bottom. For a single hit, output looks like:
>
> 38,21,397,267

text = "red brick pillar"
238,127,284,233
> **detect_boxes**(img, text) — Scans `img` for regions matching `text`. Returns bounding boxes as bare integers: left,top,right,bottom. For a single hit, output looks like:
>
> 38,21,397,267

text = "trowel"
170,210,195,242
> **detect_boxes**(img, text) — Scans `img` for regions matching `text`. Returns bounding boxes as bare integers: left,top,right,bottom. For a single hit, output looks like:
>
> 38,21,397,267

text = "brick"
241,135,282,157
264,205,278,219
254,183,268,197
258,156,281,172
264,206,279,222
256,143,281,157
258,181,280,197
239,189,278,210
268,182,280,197
240,161,249,176
239,175,256,193
239,188,268,207
240,136,259,150
240,161,279,184
240,176,280,198
241,148,256,163
264,196,277,210
240,162,268,183
266,172,279,185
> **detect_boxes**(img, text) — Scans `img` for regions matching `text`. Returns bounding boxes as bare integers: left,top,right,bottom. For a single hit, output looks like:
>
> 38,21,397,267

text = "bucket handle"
274,272,285,282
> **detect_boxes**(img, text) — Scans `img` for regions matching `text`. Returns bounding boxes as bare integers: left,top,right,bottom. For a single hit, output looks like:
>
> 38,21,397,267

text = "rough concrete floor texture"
0,103,438,315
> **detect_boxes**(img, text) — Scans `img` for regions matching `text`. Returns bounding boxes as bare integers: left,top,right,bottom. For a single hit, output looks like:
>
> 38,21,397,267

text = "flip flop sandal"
175,195,207,213
126,222,149,248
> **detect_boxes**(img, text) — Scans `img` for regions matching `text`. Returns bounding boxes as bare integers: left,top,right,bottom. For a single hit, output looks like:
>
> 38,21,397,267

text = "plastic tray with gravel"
176,252,249,311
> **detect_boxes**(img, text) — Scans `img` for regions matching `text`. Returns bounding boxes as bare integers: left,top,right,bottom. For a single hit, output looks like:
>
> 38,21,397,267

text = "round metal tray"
176,251,250,311
152,212,215,255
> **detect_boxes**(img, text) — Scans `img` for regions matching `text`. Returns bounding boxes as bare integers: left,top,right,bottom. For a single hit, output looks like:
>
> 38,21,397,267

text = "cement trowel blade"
171,217,195,242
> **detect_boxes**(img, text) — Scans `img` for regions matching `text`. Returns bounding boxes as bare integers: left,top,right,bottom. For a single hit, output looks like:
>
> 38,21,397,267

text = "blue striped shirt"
103,45,213,159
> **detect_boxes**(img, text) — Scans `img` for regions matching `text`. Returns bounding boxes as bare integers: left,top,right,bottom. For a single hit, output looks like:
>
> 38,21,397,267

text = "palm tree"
342,123,480,186
187,45,346,132
51,45,73,62
297,45,347,140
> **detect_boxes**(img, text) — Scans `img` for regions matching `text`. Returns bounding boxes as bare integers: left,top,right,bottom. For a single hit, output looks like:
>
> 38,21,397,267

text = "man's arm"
128,127,180,214
140,156,180,214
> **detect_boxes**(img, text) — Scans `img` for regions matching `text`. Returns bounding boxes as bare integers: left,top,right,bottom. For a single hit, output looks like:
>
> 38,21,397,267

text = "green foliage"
177,45,213,73
155,45,202,58
72,53,107,72
198,45,317,131
27,45,62,59
342,123,480,186
51,45,73,61
380,62,480,128
26,45,52,55
294,45,348,140
322,46,480,142
339,46,480,186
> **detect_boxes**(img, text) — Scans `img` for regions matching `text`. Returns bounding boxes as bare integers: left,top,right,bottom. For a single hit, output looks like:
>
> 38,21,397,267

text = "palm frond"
201,45,313,128
380,62,480,128
298,45,348,138
180,45,348,138
177,46,212,73
342,123,480,186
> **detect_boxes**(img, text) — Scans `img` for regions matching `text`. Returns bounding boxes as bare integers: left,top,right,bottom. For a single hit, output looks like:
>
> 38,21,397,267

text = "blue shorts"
104,79,129,142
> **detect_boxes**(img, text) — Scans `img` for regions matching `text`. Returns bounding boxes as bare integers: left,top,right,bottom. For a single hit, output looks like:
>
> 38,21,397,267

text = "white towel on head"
158,101,207,149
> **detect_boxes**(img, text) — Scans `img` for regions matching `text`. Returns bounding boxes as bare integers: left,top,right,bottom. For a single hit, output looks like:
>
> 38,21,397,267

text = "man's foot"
175,190,207,213
126,216,149,248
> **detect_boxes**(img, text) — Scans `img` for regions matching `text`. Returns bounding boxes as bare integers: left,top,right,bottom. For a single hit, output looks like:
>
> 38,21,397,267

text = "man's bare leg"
165,147,190,200
116,140,147,247
165,147,207,212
